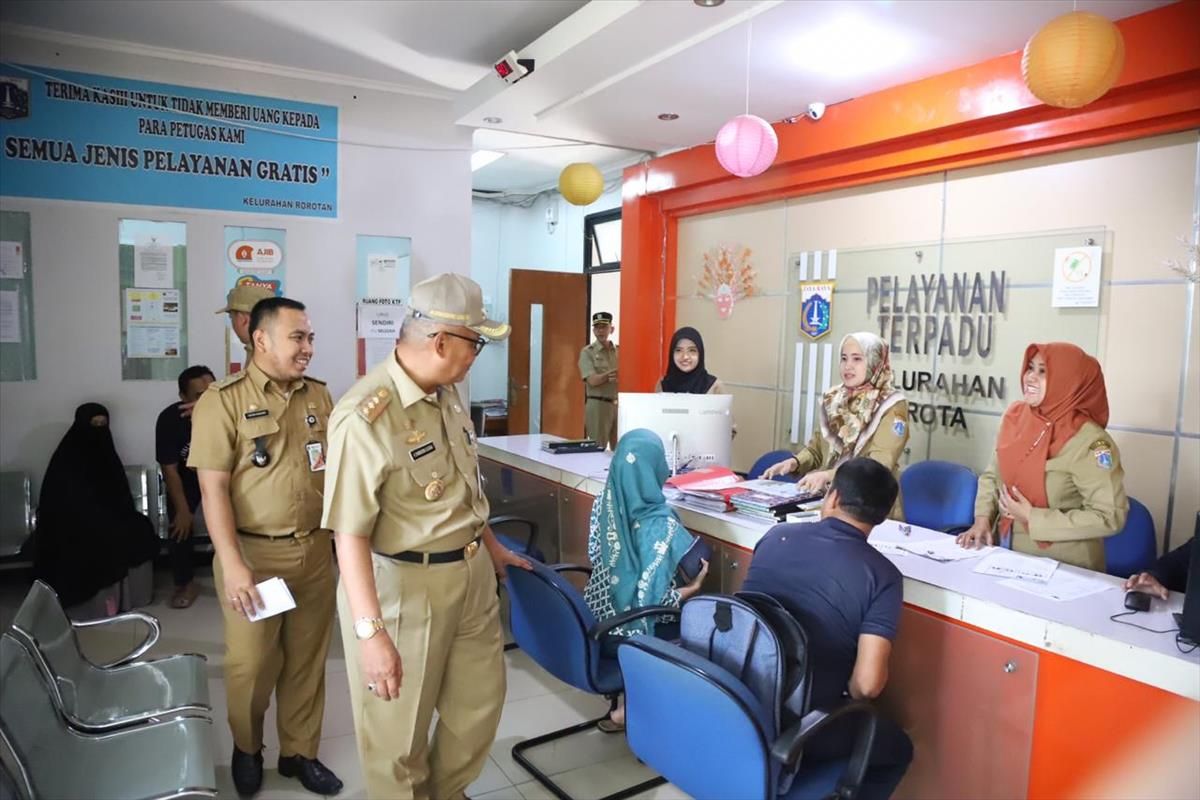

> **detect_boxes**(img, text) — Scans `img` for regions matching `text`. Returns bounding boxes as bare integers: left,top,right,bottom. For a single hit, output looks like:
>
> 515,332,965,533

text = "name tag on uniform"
410,442,436,461
305,441,326,472
244,409,270,420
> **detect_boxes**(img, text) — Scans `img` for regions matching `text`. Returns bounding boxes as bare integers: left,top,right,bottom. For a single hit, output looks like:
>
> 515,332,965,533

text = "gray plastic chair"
0,634,217,800
10,581,210,733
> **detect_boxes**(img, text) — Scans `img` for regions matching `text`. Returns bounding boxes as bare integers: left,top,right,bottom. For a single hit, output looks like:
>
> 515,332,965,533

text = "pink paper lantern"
714,114,778,178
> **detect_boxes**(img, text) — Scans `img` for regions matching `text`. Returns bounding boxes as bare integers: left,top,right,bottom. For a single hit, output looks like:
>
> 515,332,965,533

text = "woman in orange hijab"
957,342,1128,572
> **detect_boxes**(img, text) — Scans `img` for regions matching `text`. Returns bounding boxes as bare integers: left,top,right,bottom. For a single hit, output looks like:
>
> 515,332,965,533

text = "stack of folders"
730,480,824,522
678,486,748,513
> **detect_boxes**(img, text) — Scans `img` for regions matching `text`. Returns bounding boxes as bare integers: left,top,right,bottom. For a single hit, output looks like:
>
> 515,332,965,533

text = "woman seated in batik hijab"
583,428,708,731
761,331,910,517
30,403,161,608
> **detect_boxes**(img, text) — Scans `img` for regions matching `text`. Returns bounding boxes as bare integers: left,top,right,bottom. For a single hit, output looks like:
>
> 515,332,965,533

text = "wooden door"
508,269,587,437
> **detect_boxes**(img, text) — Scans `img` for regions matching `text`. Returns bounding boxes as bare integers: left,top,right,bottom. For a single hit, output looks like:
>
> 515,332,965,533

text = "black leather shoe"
278,755,344,795
231,747,264,797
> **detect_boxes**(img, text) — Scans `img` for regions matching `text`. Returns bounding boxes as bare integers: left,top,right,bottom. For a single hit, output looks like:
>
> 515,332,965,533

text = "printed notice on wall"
126,288,181,325
127,325,181,358
367,254,400,300
357,299,405,339
134,239,173,288
0,241,23,279
0,290,21,343
1051,246,1102,308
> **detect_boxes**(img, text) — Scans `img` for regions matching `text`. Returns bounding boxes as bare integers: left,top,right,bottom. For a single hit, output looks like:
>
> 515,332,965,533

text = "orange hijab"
995,343,1109,532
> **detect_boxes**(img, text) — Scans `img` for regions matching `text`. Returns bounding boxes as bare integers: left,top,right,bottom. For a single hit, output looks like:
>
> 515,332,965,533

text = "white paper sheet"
1051,245,1102,308
869,540,910,557
0,241,23,279
897,537,993,562
134,242,173,288
357,301,405,339
973,549,1059,583
246,577,297,622
0,290,20,343
125,288,181,325
997,569,1117,603
126,325,180,358
363,336,398,369
367,254,399,299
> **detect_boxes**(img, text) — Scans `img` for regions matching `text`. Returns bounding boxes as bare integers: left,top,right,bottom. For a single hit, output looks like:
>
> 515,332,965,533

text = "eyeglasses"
429,330,488,355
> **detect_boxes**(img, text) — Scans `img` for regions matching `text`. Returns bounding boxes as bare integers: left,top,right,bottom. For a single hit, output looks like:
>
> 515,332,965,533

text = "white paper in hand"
246,577,296,622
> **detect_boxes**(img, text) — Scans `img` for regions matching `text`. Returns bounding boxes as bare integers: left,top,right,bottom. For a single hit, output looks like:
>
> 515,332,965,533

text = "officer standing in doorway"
579,311,618,448
322,273,531,800
190,296,342,797
217,284,276,371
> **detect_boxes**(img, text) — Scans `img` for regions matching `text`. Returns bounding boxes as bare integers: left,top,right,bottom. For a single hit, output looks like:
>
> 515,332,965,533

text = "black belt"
381,537,481,565
586,396,615,404
238,530,296,540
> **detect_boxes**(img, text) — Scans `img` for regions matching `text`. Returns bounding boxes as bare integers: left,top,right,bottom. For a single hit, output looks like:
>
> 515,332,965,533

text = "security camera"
806,102,826,121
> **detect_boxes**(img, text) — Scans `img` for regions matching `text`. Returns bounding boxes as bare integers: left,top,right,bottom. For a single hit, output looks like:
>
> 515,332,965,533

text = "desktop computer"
1172,512,1200,646
617,393,733,474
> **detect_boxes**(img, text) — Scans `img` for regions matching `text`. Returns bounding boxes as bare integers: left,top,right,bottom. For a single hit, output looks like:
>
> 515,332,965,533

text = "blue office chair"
504,560,671,800
618,635,877,800
489,515,545,563
1104,497,1157,578
900,460,978,534
748,450,800,482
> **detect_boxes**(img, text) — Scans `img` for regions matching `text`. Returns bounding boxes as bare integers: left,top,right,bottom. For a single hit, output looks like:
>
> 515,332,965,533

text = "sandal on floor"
596,717,625,734
170,583,198,609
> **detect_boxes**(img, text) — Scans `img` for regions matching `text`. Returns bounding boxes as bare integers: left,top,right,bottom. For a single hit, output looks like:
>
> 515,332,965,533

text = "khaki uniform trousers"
213,530,335,757
338,545,505,800
585,398,617,449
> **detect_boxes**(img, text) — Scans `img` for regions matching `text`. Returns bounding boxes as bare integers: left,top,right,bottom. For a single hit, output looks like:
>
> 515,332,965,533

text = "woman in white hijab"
762,332,910,516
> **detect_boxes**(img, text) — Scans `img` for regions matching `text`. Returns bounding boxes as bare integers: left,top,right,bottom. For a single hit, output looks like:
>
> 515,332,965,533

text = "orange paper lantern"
558,163,604,206
1022,11,1125,109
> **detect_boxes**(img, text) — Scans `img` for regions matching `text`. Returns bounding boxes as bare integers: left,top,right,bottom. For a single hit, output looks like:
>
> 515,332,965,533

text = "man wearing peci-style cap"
217,284,276,371
321,272,533,799
578,310,619,448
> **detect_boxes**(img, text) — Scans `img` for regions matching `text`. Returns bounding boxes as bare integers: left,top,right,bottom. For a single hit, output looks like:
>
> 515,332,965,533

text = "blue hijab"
590,429,694,634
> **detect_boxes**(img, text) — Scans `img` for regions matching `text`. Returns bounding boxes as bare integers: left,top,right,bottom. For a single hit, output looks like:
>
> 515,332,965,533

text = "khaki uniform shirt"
321,355,490,554
579,340,619,400
188,361,333,535
975,421,1128,571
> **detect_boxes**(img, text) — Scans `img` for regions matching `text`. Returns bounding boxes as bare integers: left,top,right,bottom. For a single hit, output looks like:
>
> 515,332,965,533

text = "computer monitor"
1174,513,1200,646
617,392,733,473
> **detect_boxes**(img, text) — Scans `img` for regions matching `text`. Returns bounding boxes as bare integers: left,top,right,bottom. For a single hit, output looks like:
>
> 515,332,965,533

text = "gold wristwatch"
354,617,385,641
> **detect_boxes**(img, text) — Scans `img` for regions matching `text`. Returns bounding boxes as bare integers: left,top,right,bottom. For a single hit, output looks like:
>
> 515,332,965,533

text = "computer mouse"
1123,591,1152,612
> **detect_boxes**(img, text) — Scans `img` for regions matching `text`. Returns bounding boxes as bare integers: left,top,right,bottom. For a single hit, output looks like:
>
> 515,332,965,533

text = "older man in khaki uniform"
578,311,618,448
217,284,276,371
322,273,531,800
190,296,342,797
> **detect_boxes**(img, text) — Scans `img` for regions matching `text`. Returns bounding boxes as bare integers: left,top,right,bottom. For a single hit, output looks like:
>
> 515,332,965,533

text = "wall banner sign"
0,65,338,217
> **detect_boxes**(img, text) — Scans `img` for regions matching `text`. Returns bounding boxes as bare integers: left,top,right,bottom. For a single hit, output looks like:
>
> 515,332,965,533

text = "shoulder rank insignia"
357,387,391,423
1090,439,1113,470
214,371,248,390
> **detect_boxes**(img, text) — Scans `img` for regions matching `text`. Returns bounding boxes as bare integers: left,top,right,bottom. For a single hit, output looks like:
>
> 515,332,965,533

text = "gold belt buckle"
463,540,480,559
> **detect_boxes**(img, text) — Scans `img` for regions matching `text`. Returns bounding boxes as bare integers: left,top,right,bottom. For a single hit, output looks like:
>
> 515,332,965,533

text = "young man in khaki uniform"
322,273,532,800
190,296,342,797
578,311,618,448
217,284,276,371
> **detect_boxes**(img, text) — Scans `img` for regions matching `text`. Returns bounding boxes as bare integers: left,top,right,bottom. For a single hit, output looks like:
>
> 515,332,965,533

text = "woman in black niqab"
30,403,161,607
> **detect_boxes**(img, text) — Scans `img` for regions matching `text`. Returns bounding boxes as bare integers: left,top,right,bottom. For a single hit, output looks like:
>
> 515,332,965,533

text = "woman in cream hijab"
762,332,910,515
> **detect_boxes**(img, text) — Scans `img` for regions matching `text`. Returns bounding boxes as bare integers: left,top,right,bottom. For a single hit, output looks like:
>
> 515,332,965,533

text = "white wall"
470,185,621,400
0,33,472,493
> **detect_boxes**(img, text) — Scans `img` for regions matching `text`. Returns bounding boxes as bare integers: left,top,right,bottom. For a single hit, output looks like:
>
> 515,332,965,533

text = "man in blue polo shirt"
742,457,912,800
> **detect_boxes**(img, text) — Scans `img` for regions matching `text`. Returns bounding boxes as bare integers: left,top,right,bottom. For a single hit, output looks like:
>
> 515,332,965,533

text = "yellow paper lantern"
558,163,604,206
1022,11,1125,109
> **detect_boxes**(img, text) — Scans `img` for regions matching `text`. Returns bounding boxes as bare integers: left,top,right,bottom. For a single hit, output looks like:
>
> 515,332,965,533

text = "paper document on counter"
896,538,993,562
869,540,909,557
247,577,296,621
973,550,1058,583
998,568,1116,602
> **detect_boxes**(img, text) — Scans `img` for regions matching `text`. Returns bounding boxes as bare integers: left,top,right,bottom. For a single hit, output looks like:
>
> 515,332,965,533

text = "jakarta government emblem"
798,280,835,340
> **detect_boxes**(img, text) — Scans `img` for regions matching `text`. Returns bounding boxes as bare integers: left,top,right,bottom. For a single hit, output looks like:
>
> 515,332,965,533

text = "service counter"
480,435,1200,799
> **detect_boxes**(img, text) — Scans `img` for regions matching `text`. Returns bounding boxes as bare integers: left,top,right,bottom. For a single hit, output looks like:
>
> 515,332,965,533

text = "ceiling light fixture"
791,14,913,78
657,113,680,121
694,0,725,6
483,116,502,124
470,150,505,172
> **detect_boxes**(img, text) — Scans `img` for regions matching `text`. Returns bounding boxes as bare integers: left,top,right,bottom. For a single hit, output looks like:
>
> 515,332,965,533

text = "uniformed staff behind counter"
579,311,618,449
322,273,532,800
190,296,342,797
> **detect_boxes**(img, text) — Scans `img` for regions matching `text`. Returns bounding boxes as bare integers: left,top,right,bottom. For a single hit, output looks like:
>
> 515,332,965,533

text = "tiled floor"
0,569,689,800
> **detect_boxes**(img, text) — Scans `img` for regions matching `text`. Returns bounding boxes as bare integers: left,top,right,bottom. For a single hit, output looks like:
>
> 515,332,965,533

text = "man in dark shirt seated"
741,457,912,800
155,365,215,609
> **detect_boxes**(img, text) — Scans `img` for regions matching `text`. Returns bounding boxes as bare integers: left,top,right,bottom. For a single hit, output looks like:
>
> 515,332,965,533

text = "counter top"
479,434,1200,700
